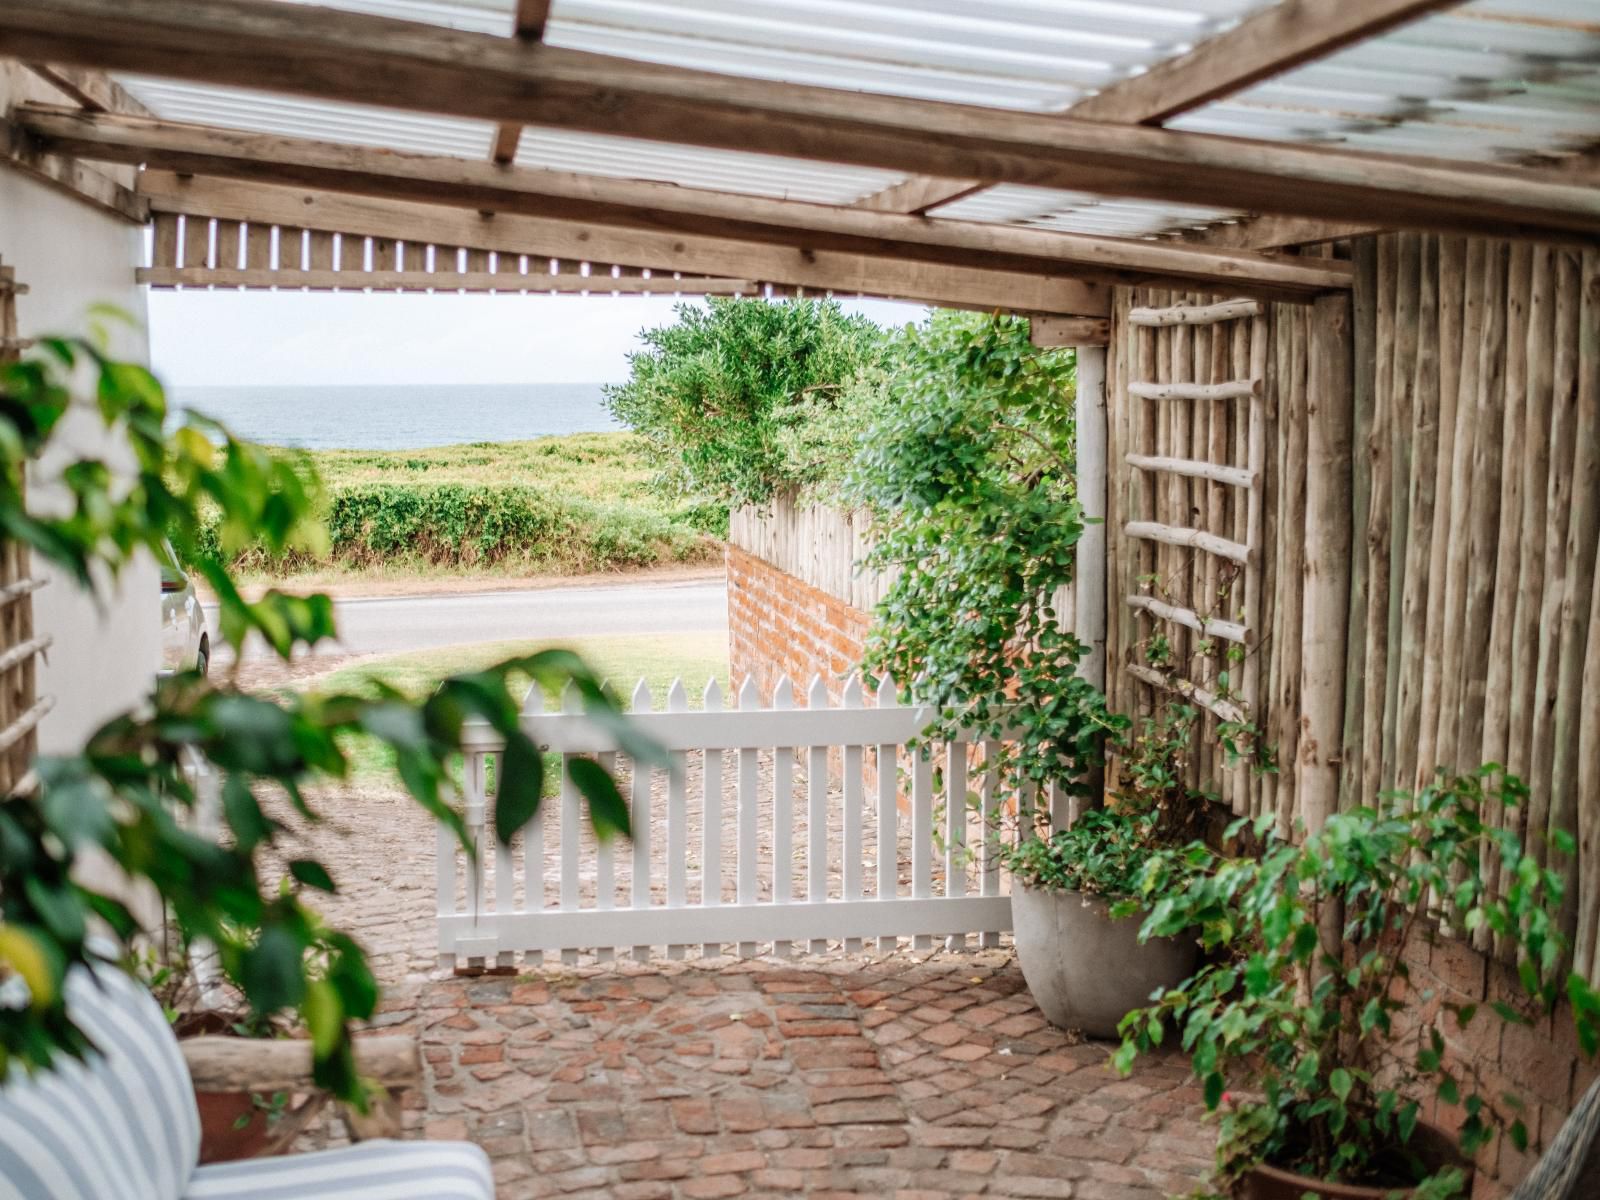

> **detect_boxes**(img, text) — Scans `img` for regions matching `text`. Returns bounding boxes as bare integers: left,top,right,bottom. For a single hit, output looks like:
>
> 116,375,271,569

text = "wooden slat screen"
141,212,775,298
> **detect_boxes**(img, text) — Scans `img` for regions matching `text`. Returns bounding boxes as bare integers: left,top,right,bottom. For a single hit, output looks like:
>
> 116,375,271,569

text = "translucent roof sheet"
112,0,1600,241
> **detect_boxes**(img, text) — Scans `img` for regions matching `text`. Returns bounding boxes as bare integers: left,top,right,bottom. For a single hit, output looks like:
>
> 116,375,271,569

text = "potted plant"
1004,699,1222,1036
141,907,375,1164
1114,766,1600,1199
140,940,291,1162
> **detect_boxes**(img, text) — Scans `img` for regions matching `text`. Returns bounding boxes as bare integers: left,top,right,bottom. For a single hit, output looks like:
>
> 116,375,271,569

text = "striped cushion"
0,966,202,1200
184,1140,494,1200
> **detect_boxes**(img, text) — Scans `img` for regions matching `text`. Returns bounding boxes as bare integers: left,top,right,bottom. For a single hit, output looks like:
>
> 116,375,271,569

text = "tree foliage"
0,333,657,1101
850,311,1121,820
605,297,890,508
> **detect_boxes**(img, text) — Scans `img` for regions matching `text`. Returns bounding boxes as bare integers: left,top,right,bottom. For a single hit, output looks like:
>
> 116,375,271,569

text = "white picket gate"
437,675,1043,969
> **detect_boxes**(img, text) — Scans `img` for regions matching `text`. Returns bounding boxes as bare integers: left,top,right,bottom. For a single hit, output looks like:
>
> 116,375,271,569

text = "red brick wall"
727,543,871,706
1394,930,1593,1197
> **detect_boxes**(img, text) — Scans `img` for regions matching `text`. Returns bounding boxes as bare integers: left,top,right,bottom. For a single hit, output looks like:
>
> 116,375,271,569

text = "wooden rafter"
24,62,151,115
859,0,1461,218
0,61,146,221
136,171,1115,316
1070,0,1461,125
23,105,1352,299
1,0,1595,243
491,0,552,166
1176,214,1378,252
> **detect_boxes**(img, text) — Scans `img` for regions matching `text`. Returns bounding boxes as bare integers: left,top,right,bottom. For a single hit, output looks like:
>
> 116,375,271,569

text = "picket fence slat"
808,675,830,955
842,674,866,954
981,740,1002,949
876,676,899,954
737,678,760,958
701,679,724,958
772,677,796,958
911,748,933,950
945,741,969,952
595,749,616,964
666,681,689,960
438,674,1021,967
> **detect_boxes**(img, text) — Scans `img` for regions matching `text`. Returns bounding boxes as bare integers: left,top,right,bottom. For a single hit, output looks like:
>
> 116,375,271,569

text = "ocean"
169,382,621,450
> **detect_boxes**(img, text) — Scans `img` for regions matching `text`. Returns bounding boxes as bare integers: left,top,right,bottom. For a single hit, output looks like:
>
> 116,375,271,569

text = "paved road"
208,579,728,660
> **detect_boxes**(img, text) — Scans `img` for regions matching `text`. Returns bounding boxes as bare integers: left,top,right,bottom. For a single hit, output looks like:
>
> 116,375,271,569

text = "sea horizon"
170,381,623,450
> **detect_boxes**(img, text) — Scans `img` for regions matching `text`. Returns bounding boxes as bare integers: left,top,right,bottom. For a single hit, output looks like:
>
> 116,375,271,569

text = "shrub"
605,297,892,508
195,482,716,575
851,310,1116,811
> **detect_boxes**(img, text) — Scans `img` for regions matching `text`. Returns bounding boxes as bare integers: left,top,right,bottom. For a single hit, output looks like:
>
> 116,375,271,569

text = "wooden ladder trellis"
1122,296,1268,815
0,258,50,797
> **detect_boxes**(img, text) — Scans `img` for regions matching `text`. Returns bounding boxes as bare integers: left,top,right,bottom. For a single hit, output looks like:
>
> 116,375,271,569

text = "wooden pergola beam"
1070,0,1461,126
491,0,552,167
2,0,1596,243
859,0,1460,218
135,170,1115,317
1177,214,1379,252
23,105,1352,299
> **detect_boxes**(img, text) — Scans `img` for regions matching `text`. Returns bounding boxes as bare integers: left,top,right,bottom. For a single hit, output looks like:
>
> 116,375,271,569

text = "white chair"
0,967,494,1200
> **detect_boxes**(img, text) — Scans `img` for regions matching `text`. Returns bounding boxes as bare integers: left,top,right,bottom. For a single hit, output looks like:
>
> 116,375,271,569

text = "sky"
147,290,927,387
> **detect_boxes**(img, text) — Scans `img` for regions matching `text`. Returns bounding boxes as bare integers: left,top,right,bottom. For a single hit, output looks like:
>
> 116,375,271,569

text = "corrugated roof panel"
512,129,908,204
108,0,1600,247
117,79,497,156
263,0,1276,110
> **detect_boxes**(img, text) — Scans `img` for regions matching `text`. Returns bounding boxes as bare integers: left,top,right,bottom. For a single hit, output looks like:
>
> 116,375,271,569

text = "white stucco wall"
0,162,157,755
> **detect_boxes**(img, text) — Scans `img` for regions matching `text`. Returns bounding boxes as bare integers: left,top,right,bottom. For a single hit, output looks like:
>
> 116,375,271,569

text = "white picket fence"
437,675,1051,969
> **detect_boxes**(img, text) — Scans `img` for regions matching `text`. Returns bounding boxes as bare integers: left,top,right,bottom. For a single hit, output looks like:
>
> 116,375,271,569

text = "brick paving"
275,784,1214,1198
314,950,1211,1199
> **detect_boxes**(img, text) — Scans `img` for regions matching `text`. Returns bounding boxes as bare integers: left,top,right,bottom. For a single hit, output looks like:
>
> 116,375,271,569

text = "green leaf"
1330,1068,1352,1102
240,923,306,1013
303,979,343,1058
493,735,546,845
289,860,337,893
567,757,630,842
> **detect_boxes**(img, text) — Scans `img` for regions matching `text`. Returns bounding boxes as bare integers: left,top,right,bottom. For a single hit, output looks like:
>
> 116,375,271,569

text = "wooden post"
1298,293,1353,836
1075,346,1108,693
1339,238,1378,812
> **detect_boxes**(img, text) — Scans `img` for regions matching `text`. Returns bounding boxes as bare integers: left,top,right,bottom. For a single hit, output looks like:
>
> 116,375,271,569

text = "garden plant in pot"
1005,701,1214,1037
1114,766,1600,1200
850,312,1212,1036
142,915,366,1163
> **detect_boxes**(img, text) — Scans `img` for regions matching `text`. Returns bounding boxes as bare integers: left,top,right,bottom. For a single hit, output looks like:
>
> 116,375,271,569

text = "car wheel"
197,636,210,677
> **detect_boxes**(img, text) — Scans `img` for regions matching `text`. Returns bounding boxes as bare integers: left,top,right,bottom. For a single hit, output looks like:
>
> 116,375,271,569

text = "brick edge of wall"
727,543,871,706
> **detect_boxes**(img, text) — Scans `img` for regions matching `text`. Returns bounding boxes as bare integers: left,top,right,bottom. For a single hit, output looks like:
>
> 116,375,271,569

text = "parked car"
158,541,209,675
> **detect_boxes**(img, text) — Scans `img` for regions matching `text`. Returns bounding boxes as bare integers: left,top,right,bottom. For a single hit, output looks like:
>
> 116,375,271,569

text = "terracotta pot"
196,1089,274,1164
1012,884,1199,1038
1233,1125,1473,1200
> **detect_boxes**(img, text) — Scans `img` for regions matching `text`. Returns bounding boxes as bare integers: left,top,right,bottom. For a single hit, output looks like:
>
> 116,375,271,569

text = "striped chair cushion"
183,1140,494,1200
0,966,201,1200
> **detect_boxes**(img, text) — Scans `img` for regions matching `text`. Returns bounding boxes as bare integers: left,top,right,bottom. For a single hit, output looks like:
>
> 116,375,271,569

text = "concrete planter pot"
1012,882,1199,1038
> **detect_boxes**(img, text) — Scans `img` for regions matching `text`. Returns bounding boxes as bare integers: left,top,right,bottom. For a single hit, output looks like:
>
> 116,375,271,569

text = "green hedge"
200,482,716,574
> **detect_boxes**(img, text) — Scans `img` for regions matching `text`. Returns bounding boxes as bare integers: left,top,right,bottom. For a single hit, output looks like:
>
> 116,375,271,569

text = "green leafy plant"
1115,766,1600,1196
852,311,1120,825
605,297,890,508
0,332,659,1102
1006,808,1167,899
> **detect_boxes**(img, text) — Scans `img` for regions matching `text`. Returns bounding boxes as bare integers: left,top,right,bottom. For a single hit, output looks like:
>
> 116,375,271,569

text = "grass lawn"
304,631,729,786
303,433,667,505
